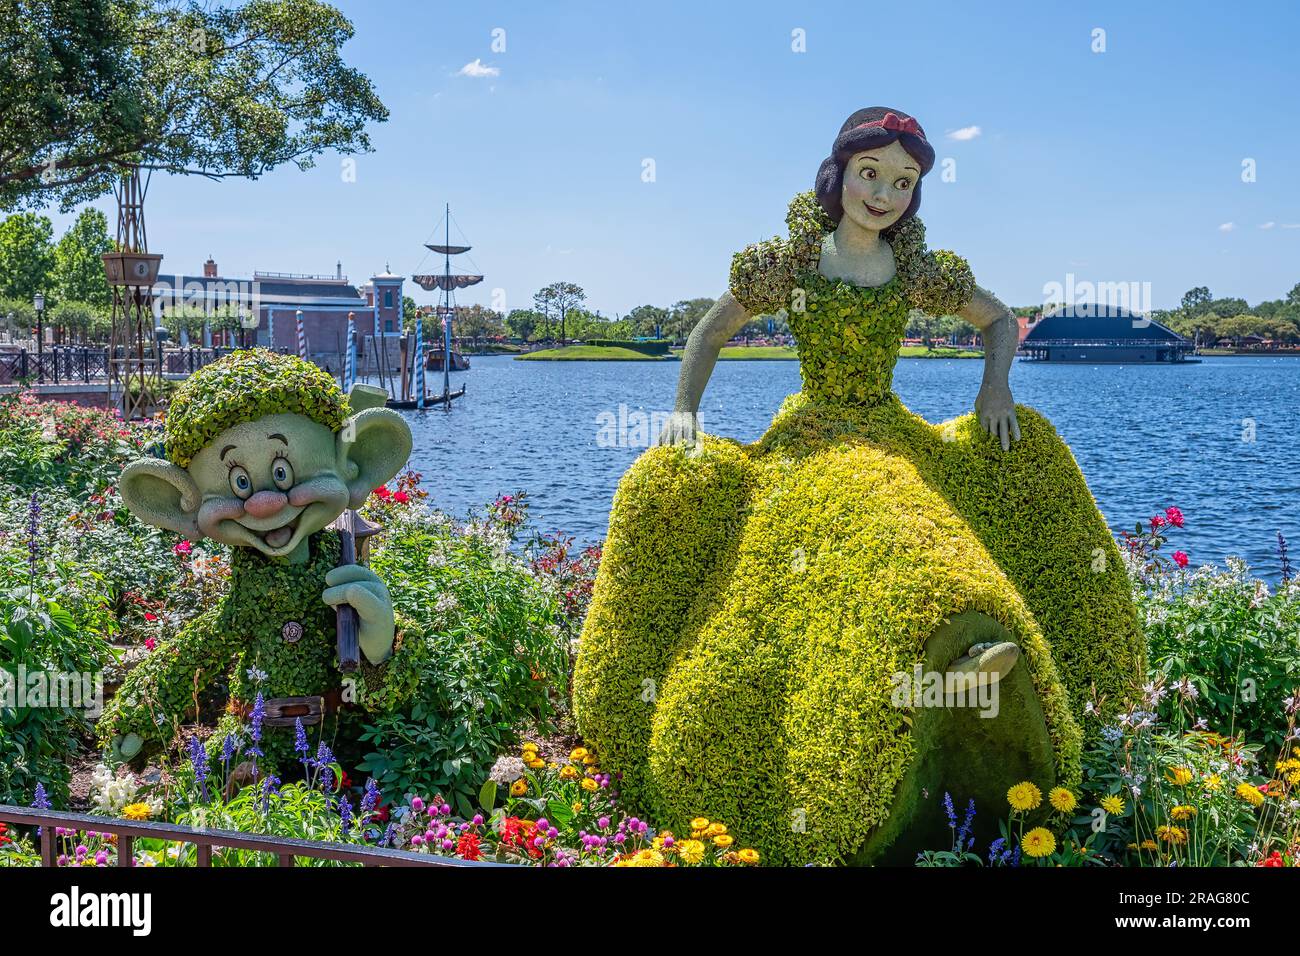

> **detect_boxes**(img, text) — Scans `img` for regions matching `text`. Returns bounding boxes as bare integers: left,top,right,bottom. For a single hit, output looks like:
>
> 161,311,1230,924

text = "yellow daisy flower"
1235,782,1265,807
713,834,734,848
1156,825,1188,845
706,822,727,837
1048,787,1077,813
1021,827,1056,858
569,747,589,762
1203,774,1223,792
1100,794,1126,815
690,817,710,831
1170,805,1197,821
510,779,528,797
737,848,760,865
559,765,579,780
121,802,152,821
1166,766,1194,786
678,840,705,864
580,777,599,792
1007,782,1042,812
521,742,538,754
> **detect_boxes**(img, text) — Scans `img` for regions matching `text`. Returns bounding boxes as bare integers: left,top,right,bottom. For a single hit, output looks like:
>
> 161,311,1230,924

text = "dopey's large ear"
119,459,203,538
337,407,414,508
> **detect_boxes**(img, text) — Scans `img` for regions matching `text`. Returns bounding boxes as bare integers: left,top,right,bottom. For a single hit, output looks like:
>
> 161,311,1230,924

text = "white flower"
246,667,268,685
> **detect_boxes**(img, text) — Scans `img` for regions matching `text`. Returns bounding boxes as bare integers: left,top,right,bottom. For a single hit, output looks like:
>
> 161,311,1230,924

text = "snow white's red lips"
864,201,892,218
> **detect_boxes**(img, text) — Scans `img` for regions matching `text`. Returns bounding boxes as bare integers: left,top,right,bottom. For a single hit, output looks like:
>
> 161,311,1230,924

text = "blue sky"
49,0,1300,315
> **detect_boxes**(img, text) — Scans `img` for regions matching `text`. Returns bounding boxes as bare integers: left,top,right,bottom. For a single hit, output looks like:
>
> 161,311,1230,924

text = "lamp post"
33,292,45,382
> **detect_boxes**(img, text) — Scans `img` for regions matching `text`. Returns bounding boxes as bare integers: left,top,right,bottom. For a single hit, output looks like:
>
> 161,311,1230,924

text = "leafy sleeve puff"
887,216,976,317
728,236,798,317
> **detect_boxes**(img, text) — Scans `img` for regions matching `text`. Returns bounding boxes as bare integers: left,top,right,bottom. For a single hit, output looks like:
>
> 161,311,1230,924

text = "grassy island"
515,345,677,361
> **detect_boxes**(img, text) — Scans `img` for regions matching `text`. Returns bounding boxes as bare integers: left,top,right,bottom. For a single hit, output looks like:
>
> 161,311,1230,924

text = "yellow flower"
1203,774,1223,792
580,777,599,792
1140,839,1158,850
1099,794,1126,816
569,747,589,762
582,755,598,766
121,802,152,821
525,757,545,770
1170,805,1197,821
678,840,705,864
1007,782,1042,812
632,849,665,867
706,822,727,837
737,848,760,865
1156,825,1188,845
1235,782,1265,808
713,834,734,848
1048,787,1077,813
521,742,538,754
1021,827,1056,858
689,817,710,831
559,765,579,780
1167,766,1194,786
510,779,528,797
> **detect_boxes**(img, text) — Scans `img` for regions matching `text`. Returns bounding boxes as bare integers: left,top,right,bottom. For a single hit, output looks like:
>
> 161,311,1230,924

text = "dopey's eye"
228,465,253,499
271,457,294,491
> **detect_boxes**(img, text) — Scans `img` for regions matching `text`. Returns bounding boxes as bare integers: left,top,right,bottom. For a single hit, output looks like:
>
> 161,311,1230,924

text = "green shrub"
358,500,567,814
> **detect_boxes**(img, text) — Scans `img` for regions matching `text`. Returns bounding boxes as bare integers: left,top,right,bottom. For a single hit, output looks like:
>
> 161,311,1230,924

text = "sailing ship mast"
412,203,481,404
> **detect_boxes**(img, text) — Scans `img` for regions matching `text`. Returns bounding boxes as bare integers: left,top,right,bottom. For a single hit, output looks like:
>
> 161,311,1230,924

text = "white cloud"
457,58,500,78
1218,222,1235,232
946,125,982,141
1259,221,1276,229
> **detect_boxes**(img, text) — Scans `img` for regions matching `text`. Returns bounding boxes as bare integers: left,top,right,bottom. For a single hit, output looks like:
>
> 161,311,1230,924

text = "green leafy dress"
573,192,1145,865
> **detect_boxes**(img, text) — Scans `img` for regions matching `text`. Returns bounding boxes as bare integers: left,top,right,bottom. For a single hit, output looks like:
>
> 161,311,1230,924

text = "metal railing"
0,804,491,868
0,347,228,385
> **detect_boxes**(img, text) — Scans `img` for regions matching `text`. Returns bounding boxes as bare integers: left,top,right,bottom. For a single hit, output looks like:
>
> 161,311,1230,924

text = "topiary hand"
975,382,1021,452
322,565,396,665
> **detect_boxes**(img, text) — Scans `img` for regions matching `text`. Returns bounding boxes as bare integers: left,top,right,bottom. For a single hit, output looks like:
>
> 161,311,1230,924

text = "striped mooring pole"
344,311,356,392
296,309,307,359
414,313,426,410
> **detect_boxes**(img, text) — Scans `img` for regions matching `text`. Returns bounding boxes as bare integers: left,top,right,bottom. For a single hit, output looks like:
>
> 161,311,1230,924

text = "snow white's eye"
894,177,912,190
271,457,294,491
228,465,253,499
860,166,876,180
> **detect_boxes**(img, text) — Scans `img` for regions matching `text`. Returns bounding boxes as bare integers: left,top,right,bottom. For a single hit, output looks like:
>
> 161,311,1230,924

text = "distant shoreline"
514,344,983,361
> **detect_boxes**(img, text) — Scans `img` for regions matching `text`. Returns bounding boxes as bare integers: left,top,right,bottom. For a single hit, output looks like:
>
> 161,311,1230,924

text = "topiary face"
838,141,918,235
119,350,413,563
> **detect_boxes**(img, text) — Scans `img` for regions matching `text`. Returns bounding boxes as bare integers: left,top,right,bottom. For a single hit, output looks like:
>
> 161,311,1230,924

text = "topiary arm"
657,292,752,446
960,285,1022,452
98,610,240,750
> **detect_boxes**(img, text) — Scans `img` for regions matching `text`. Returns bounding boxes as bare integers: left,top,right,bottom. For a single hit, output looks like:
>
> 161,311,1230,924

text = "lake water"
403,355,1299,581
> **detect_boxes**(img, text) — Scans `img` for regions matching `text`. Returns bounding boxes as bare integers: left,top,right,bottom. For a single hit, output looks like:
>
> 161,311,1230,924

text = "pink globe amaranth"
1165,506,1185,528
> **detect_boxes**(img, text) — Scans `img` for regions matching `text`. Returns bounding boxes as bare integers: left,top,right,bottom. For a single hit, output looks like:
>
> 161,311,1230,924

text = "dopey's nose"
243,489,289,519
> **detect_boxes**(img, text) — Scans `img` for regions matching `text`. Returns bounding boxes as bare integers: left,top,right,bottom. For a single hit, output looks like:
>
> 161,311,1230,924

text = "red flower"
0,822,9,846
1164,506,1185,528
456,832,483,861
144,612,158,622
1149,515,1166,529
1172,550,1189,568
1258,850,1285,867
173,540,193,556
372,486,391,500
144,637,156,651
393,491,410,504
499,817,542,859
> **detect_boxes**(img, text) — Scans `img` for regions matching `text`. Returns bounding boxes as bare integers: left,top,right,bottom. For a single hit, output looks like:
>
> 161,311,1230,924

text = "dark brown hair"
814,107,935,225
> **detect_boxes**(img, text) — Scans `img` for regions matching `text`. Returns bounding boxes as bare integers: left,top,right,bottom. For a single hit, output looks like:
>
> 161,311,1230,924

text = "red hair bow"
854,112,925,139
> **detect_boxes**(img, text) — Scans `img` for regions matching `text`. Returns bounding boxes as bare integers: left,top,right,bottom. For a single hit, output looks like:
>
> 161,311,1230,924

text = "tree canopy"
1,0,388,210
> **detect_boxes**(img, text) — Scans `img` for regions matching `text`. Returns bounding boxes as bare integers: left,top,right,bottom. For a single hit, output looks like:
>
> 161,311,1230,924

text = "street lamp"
33,292,45,381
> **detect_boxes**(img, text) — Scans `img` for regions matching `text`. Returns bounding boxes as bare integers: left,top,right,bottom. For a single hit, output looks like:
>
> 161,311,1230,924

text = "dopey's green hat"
164,349,348,468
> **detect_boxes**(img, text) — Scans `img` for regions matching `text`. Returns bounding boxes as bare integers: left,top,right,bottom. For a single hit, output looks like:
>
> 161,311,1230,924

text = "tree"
1287,282,1300,309
1180,286,1212,316
627,303,669,338
505,308,543,342
53,208,112,306
534,282,586,345
668,297,716,342
453,304,505,345
1,0,388,211
0,212,55,302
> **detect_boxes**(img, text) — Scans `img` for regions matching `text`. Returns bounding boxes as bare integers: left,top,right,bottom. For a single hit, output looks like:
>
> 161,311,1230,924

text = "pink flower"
1172,550,1189,568
144,638,156,651
393,491,410,504
173,540,193,556
1164,506,1185,528
1149,515,1166,529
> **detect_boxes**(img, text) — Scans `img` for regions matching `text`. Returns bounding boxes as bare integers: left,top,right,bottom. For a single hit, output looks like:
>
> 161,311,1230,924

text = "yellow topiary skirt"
573,393,1144,865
